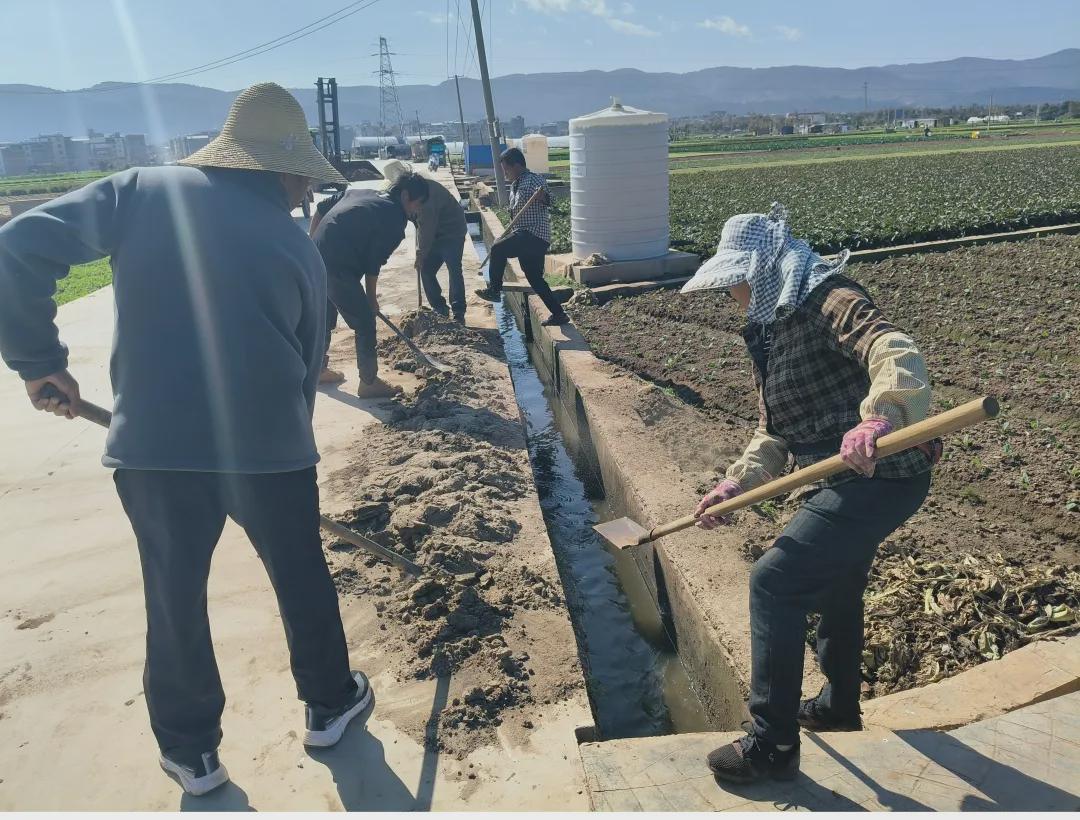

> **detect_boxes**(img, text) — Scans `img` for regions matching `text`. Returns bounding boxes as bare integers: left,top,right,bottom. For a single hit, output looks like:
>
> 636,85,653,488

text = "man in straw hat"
308,164,429,396
0,82,372,796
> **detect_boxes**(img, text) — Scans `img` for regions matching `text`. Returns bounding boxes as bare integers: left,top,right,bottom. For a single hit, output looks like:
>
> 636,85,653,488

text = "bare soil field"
319,311,585,757
569,234,1080,698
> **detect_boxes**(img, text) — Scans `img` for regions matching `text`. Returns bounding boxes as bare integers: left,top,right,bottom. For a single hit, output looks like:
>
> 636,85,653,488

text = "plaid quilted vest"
743,275,932,485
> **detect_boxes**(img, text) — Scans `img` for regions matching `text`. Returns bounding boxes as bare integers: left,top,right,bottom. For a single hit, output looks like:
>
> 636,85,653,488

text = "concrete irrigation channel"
467,177,1080,810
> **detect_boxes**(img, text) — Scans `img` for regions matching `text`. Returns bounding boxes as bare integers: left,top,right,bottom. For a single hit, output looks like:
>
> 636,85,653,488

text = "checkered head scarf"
681,203,850,324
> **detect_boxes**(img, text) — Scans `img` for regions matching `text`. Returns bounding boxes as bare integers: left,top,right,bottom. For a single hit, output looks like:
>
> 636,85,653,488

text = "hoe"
595,396,1000,551
43,387,424,575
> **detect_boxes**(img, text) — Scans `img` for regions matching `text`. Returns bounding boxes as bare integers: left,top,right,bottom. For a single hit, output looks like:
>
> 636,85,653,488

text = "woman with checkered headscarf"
681,204,940,785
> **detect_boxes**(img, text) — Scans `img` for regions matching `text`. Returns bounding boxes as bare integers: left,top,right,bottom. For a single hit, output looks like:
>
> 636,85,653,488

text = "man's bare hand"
25,369,81,419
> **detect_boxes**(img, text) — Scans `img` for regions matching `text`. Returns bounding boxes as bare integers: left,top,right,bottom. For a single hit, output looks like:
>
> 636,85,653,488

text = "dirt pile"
570,234,1080,697
323,311,583,753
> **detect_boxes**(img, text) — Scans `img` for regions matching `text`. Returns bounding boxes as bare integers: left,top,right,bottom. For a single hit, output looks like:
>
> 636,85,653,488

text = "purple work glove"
841,417,893,477
695,479,744,530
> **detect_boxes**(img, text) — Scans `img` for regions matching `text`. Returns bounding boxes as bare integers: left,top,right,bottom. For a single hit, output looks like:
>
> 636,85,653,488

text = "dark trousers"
748,472,931,746
114,468,356,759
419,233,466,318
487,229,564,317
325,272,378,383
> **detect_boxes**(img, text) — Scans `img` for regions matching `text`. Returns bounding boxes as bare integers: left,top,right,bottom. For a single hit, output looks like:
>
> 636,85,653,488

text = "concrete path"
0,168,590,810
580,690,1080,811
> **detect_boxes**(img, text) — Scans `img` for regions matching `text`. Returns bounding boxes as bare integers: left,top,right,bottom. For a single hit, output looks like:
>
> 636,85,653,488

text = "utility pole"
454,74,470,174
987,93,993,132
863,81,868,120
468,0,506,205
376,36,406,144
416,110,424,141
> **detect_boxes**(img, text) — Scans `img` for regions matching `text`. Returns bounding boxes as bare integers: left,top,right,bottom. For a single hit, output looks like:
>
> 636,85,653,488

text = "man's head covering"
681,203,850,323
180,82,346,184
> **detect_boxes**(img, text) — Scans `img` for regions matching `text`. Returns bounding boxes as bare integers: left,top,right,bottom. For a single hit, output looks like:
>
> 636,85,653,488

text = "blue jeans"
419,233,466,318
748,472,931,745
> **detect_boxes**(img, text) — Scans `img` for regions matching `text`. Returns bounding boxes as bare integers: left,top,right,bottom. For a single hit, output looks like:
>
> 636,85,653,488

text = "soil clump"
321,311,583,755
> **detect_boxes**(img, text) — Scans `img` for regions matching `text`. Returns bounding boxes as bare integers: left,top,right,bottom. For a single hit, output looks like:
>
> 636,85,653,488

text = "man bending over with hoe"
681,204,940,786
0,83,372,797
311,171,429,397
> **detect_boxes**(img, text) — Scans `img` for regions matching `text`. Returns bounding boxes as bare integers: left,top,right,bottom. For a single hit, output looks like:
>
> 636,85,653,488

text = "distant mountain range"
1,49,1077,143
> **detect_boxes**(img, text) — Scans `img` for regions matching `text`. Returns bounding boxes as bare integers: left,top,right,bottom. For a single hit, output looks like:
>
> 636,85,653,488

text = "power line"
0,0,386,95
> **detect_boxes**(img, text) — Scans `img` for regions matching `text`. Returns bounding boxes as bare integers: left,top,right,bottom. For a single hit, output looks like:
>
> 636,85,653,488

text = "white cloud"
698,16,751,37
522,0,658,36
521,0,572,11
412,9,453,26
775,25,802,41
607,18,658,36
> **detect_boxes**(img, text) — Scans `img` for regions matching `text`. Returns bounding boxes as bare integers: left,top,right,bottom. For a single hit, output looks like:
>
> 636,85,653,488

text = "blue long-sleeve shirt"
0,165,327,473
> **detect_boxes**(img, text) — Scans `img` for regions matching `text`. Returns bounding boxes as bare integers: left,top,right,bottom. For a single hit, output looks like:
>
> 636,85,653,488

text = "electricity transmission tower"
375,36,405,143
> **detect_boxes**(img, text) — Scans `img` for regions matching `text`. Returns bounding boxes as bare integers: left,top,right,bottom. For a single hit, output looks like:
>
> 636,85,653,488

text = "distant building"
168,132,218,163
507,115,526,139
900,117,937,129
124,134,150,165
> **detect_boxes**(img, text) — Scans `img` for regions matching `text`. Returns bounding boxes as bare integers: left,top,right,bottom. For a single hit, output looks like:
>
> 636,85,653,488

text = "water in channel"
469,227,708,739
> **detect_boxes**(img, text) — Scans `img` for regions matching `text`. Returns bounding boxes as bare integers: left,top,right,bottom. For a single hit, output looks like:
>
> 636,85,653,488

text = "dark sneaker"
707,732,799,784
303,671,374,748
541,312,570,327
475,286,501,302
452,313,466,325
797,695,862,732
159,749,229,796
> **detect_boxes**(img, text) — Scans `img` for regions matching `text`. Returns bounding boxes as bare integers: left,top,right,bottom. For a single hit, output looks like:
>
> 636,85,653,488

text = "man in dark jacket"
0,83,371,797
310,172,429,398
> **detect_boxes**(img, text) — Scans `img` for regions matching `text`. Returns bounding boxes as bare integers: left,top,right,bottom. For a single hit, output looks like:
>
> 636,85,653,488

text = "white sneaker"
159,749,230,796
303,671,374,747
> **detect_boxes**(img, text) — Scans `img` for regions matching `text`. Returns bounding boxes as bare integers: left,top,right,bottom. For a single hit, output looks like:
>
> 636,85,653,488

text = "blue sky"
1,0,1077,90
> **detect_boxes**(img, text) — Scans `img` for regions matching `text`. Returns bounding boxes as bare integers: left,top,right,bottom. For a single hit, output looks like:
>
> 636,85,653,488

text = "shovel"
41,386,423,575
595,396,1000,551
376,310,453,373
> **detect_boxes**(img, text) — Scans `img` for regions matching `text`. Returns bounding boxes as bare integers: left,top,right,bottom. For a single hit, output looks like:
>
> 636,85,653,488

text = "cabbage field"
544,143,1080,256
670,143,1080,255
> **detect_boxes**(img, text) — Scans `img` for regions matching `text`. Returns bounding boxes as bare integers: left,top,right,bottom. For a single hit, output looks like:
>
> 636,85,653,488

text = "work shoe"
474,286,501,302
797,695,863,732
159,749,230,796
304,671,374,748
541,312,570,327
452,313,466,325
707,732,799,785
319,368,346,384
355,377,403,399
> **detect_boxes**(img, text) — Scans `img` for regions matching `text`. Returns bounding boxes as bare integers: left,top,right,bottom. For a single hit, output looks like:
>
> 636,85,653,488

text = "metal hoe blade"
593,517,651,551
377,311,453,373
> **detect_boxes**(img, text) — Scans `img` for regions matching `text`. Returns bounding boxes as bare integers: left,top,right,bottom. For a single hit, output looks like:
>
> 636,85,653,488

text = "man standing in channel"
475,147,569,326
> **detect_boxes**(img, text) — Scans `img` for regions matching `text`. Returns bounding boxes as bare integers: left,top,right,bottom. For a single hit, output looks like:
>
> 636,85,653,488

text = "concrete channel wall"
479,205,754,729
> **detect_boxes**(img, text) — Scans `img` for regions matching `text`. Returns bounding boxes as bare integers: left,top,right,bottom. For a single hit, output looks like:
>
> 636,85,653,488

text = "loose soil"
319,311,584,756
569,233,1080,698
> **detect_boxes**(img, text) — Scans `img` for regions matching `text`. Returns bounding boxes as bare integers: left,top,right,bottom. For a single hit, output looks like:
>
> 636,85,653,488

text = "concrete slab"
0,167,591,810
863,634,1080,731
545,250,700,286
580,691,1080,811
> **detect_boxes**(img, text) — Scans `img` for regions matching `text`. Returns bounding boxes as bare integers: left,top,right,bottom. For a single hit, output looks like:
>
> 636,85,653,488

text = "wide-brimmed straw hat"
180,82,346,184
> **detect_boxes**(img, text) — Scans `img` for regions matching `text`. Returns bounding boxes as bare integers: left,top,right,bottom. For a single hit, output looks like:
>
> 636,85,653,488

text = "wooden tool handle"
40,383,114,428
50,389,424,575
649,396,999,543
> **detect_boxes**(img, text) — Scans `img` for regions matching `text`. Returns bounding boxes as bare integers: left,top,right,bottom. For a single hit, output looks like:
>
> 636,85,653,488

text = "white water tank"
569,99,668,261
521,133,550,174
